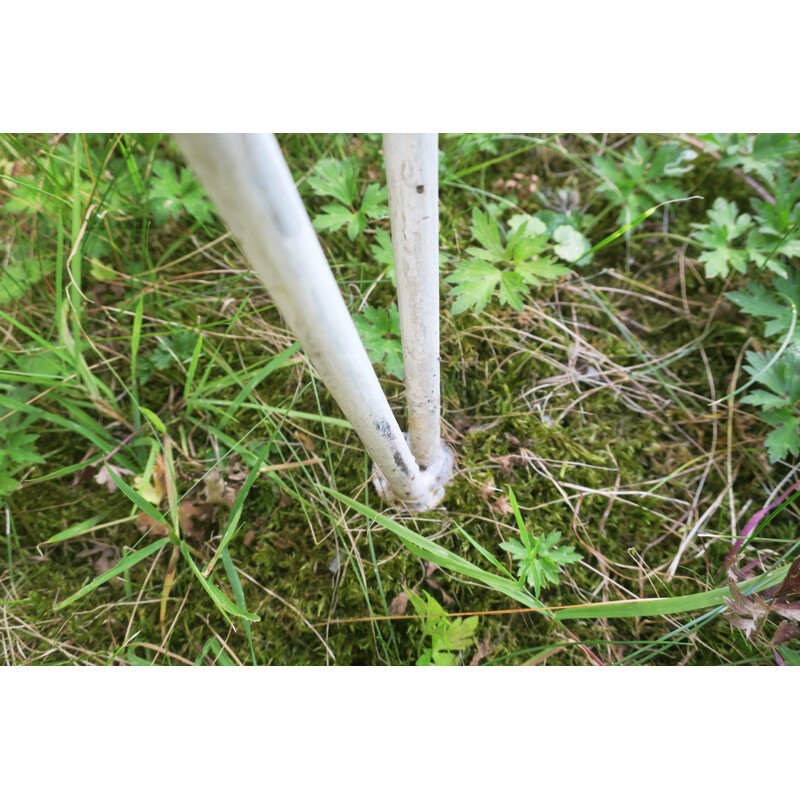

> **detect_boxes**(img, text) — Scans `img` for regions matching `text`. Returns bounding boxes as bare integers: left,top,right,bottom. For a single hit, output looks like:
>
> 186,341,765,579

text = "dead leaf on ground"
133,454,167,505
492,495,513,517
724,574,770,639
388,591,409,617
180,502,215,544
774,556,800,601
94,547,119,575
226,456,249,484
425,576,454,606
93,463,135,494
201,467,239,508
71,448,99,486
480,478,497,504
772,602,800,623
490,454,514,477
136,501,215,543
75,544,121,575
481,476,522,515
469,635,494,667
152,454,167,501
771,621,800,647
137,511,170,538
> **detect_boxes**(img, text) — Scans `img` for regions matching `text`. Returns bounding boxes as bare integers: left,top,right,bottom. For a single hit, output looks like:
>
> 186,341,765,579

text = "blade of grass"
179,541,259,623
104,461,172,537
203,442,271,576
42,512,109,544
322,487,541,609
221,547,257,665
56,537,171,610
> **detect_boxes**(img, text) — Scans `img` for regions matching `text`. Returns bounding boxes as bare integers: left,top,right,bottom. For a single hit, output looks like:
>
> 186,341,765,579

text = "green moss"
1,132,789,666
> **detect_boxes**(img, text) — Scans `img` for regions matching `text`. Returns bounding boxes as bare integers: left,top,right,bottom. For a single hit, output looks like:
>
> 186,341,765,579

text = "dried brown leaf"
772,602,800,623
490,454,514,477
469,635,494,667
226,456,249,483
493,495,513,517
93,463,135,494
479,478,496,504
152,453,167,501
724,575,770,639
180,502,215,543
94,547,119,575
774,556,800,601
202,468,226,505
136,511,170,537
425,577,454,606
771,621,800,647
388,591,409,617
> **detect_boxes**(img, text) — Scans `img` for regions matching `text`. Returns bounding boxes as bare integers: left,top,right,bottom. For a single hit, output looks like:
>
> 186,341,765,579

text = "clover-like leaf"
552,225,593,265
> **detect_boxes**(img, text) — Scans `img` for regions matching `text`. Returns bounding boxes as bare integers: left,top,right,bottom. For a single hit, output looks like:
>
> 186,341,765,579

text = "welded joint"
372,436,456,511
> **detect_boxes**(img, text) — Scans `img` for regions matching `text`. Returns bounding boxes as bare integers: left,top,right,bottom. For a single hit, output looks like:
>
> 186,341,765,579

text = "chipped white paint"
176,133,451,509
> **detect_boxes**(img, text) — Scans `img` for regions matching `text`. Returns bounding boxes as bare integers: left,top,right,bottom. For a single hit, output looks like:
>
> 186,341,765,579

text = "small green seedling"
500,488,582,598
406,589,478,666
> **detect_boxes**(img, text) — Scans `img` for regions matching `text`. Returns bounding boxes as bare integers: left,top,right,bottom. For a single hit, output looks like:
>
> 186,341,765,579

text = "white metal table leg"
176,133,443,507
383,133,453,481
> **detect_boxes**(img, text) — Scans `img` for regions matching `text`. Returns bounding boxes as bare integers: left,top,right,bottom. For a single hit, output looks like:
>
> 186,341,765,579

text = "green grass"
1,132,798,666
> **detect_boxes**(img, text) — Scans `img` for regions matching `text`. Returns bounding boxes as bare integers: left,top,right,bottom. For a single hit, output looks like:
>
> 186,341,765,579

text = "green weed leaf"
552,225,592,265
370,229,396,285
307,158,358,206
446,210,573,315
719,133,800,184
501,491,582,598
741,348,800,462
407,589,477,666
148,161,213,226
309,158,388,240
592,136,696,223
354,303,404,378
693,198,754,279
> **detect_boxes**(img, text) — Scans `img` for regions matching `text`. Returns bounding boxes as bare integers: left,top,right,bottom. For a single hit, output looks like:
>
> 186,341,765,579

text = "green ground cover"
1,133,799,666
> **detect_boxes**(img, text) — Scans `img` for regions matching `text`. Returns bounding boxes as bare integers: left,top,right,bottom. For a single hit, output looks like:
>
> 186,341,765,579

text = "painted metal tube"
383,134,443,470
175,133,439,505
